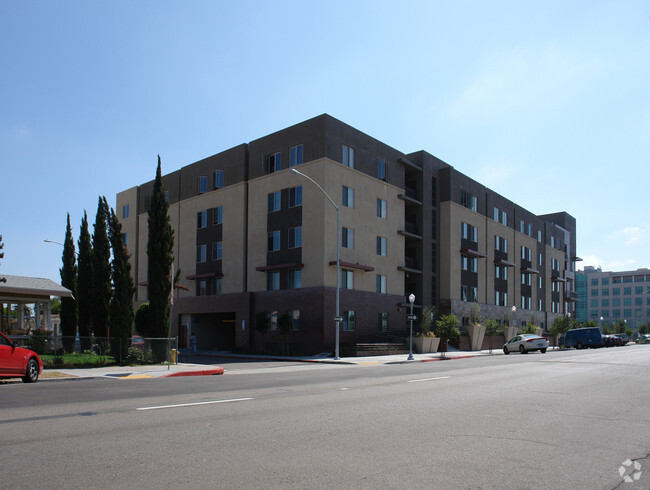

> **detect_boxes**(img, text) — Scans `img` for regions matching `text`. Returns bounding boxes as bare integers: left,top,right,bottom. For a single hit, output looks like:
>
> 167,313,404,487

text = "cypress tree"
77,211,93,351
60,214,78,353
108,202,135,365
91,197,112,350
0,234,6,283
147,156,174,362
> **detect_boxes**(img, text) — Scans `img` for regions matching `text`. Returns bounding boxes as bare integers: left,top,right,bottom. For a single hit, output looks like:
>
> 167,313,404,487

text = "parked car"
637,334,650,344
601,334,616,347
503,334,549,354
559,327,603,349
612,334,629,346
0,332,43,383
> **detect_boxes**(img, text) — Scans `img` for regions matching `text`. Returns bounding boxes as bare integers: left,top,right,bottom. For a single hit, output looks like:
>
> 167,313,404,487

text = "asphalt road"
2,346,650,489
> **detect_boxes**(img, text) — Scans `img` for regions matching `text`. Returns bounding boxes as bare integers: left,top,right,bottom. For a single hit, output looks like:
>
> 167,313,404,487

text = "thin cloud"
610,227,644,246
446,44,604,123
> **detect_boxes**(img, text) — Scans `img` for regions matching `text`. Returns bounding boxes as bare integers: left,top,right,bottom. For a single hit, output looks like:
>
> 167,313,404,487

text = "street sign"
334,316,344,323
407,314,417,321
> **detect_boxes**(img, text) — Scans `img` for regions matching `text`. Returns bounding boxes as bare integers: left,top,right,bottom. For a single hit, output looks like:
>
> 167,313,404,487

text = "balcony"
398,257,422,274
398,221,422,239
398,186,422,205
565,291,579,302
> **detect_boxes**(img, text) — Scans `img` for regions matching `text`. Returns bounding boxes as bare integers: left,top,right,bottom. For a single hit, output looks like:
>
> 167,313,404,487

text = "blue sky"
1,1,648,282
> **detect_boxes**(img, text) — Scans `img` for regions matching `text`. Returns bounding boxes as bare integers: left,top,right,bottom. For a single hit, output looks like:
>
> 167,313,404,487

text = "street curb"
160,367,225,377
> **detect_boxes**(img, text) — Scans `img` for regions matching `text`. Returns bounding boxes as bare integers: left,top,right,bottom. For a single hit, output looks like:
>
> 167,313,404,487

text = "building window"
461,285,468,301
196,244,206,263
267,271,280,291
342,227,354,249
122,205,129,219
197,279,207,296
636,286,643,294
289,186,302,207
288,227,302,249
268,191,281,212
602,278,610,285
624,287,632,295
289,269,302,289
292,310,301,330
613,288,620,295
211,278,222,295
343,310,356,331
624,298,632,306
377,199,387,218
493,207,499,221
197,210,207,229
378,312,389,332
537,230,542,242
461,191,477,211
521,273,531,286
289,145,303,167
268,231,280,252
462,256,477,273
538,253,543,266
521,246,531,261
342,186,354,208
377,160,386,180
602,289,609,296
213,206,223,225
198,176,207,194
341,269,354,290
213,170,224,189
342,145,354,168
376,274,387,294
602,299,610,307
212,241,222,261
495,235,508,253
613,298,620,307
495,291,508,306
377,237,387,256
461,222,477,242
267,152,281,173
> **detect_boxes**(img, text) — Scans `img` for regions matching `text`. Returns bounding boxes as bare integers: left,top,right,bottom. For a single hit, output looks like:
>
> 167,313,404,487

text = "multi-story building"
576,266,650,329
117,114,578,355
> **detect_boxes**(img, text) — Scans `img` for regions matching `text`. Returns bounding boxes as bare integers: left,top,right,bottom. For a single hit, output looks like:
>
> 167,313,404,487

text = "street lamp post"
290,168,341,360
511,305,517,328
407,294,415,360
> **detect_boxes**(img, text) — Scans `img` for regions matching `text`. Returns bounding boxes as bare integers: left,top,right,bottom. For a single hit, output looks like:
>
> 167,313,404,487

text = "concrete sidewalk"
41,363,224,380
39,346,531,381
188,347,509,366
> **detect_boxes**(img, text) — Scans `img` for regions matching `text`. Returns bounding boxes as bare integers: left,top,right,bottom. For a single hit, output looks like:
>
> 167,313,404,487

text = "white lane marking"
407,376,450,383
137,397,253,411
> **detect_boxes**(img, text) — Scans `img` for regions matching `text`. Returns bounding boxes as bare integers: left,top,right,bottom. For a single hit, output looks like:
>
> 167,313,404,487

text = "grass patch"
41,352,116,369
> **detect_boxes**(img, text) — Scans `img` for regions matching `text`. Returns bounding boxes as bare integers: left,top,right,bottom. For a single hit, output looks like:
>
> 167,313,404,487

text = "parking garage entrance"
189,312,236,351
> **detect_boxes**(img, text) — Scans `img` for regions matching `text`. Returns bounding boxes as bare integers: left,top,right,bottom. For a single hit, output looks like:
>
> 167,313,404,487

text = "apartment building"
117,114,577,355
576,266,650,329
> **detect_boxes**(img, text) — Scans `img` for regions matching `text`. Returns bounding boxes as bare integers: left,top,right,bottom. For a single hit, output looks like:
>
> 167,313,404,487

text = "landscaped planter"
414,336,440,353
467,325,486,351
503,326,517,341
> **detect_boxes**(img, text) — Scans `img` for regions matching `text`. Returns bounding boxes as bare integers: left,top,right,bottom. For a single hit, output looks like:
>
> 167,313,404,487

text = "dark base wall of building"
171,288,407,356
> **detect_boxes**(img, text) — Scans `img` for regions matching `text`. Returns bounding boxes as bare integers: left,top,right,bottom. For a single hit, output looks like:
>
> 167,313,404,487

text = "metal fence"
7,334,179,366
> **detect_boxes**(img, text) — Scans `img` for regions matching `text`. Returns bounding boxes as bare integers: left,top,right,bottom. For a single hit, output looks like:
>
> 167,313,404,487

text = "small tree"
255,311,269,353
484,318,501,353
0,234,6,283
550,315,573,348
60,214,78,353
436,314,460,358
470,302,481,326
519,322,538,335
639,323,649,335
135,303,153,337
418,305,436,336
277,313,293,355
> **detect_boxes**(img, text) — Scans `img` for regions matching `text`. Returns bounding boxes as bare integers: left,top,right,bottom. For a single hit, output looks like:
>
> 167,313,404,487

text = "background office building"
576,266,650,329
117,114,578,355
